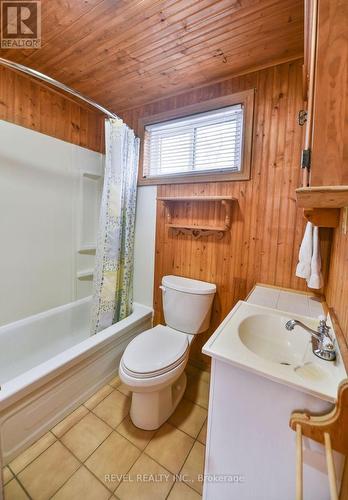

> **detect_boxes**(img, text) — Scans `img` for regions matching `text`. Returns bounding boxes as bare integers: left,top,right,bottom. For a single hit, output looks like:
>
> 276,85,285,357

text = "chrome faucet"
285,315,336,362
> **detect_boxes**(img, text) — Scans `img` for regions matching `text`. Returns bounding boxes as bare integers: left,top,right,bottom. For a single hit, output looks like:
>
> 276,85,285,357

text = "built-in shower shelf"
78,245,97,255
157,195,236,239
77,269,94,280
83,172,102,180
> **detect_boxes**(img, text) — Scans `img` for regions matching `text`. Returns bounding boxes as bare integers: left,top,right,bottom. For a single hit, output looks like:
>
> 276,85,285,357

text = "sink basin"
238,314,309,365
294,362,330,381
203,301,346,402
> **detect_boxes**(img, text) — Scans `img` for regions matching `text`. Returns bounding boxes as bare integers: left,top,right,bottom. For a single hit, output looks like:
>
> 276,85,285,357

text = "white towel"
296,222,313,279
307,226,323,289
296,222,323,289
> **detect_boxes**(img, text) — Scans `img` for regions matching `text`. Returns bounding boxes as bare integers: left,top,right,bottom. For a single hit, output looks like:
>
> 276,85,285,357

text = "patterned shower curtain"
91,118,139,334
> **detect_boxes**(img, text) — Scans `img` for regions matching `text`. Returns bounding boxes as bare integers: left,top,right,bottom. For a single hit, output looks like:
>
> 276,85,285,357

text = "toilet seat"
119,275,215,430
121,325,189,379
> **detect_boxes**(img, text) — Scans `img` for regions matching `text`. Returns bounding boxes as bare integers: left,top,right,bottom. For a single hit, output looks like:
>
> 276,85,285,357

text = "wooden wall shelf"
157,196,236,239
157,196,236,202
296,186,348,228
296,186,348,209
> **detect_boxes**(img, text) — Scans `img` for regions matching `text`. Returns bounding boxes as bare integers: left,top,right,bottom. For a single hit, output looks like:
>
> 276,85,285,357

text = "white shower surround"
0,297,152,464
0,120,158,467
0,120,104,326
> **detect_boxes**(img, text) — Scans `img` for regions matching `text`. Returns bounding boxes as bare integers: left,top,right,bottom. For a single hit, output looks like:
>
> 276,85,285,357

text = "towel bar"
290,379,348,500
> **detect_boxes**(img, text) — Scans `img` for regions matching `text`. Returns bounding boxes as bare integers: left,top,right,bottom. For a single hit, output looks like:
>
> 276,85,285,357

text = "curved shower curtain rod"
0,57,119,121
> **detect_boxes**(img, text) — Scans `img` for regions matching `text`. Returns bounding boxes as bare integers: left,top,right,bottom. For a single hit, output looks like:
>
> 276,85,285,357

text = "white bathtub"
0,297,152,464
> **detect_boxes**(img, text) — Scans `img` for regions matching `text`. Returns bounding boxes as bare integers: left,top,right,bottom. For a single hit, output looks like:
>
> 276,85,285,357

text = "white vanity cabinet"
204,357,338,500
202,286,346,500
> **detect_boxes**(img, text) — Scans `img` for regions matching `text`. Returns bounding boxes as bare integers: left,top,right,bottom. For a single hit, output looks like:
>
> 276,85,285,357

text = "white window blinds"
143,104,244,179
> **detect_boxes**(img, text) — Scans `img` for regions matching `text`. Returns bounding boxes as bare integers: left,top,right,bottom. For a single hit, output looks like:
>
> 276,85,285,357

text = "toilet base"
130,372,187,430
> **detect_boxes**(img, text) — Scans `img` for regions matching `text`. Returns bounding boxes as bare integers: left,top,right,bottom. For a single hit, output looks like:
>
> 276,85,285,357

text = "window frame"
137,89,255,185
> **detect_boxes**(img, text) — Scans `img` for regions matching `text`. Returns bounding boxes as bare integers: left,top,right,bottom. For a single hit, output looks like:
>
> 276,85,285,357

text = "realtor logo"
1,1,41,48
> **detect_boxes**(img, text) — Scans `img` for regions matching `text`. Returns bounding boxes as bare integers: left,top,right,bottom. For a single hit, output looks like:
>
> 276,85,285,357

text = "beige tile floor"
3,364,209,500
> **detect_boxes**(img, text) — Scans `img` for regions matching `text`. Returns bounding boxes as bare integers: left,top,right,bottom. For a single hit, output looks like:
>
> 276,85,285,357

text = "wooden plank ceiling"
0,0,304,112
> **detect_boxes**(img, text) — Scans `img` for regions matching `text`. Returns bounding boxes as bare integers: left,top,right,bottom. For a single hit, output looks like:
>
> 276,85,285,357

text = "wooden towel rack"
290,379,348,500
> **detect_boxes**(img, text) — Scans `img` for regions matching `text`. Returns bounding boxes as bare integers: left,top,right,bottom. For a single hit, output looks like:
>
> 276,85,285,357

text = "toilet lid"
122,325,189,375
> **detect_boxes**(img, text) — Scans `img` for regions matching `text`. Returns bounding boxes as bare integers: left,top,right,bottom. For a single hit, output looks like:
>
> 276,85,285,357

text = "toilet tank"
161,275,216,334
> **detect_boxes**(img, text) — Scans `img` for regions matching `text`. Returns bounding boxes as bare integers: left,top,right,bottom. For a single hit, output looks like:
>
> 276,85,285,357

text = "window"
138,90,254,185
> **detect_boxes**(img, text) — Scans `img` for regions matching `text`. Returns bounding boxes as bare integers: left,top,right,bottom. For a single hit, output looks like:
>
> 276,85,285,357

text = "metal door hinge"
301,149,311,170
298,110,308,126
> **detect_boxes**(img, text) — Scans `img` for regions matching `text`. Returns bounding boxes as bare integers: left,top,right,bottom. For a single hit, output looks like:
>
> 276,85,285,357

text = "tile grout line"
53,437,116,497
89,394,206,444
6,474,33,500
4,369,208,499
5,386,119,498
180,436,205,496
59,421,114,462
135,408,205,498
111,434,152,497
103,388,206,496
10,439,89,500
8,414,205,499
55,406,169,496
194,417,207,445
47,462,85,500
164,434,201,499
7,431,57,476
9,439,203,499
106,414,178,495
7,383,116,476
51,406,92,440
82,382,119,411
7,401,97,476
165,411,208,498
7,416,204,499
113,450,173,497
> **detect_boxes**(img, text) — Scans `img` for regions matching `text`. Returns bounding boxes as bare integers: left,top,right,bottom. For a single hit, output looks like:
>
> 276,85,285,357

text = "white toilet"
119,275,216,430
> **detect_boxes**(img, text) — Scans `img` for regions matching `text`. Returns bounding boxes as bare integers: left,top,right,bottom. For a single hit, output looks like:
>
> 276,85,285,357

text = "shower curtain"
91,118,139,334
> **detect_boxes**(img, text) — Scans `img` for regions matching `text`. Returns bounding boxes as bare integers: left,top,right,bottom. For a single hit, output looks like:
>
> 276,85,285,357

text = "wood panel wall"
123,59,310,368
0,66,105,153
318,0,348,346
326,216,348,343
310,0,348,186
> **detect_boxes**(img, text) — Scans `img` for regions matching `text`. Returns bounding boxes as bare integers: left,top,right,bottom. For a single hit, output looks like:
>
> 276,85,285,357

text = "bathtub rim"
0,301,153,410
0,295,91,333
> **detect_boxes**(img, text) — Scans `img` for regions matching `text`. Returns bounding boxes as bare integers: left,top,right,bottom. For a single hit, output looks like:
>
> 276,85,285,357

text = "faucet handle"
318,315,332,339
318,315,330,327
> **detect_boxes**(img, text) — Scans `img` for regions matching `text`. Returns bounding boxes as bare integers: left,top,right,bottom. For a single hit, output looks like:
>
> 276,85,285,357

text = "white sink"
238,314,308,365
203,301,346,402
